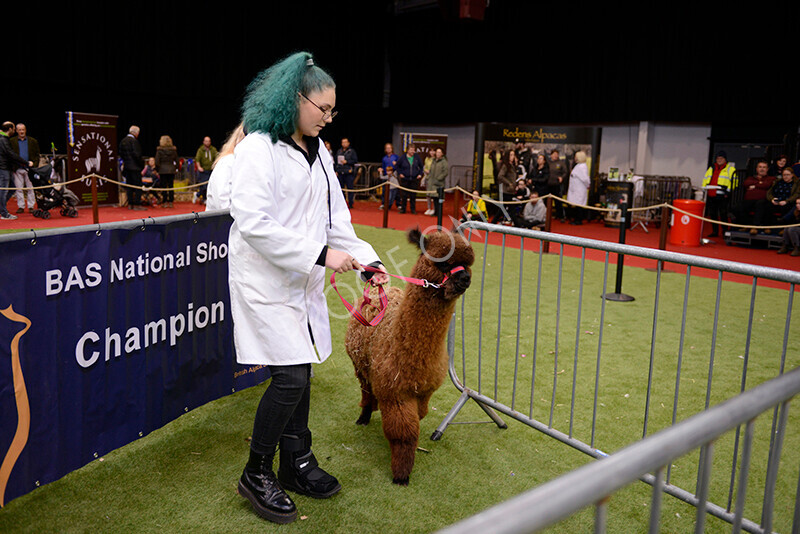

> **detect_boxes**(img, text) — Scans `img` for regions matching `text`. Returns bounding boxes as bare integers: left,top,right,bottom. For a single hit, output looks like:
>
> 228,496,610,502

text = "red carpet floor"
3,196,797,288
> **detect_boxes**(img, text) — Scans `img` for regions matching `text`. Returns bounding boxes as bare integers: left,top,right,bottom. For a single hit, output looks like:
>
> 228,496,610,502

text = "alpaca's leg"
380,398,419,485
417,392,433,420
355,374,375,425
357,387,375,425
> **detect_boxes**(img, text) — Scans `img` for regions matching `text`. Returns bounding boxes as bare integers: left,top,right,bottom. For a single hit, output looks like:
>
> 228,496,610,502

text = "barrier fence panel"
433,221,800,533
438,367,800,534
449,165,474,191
630,176,694,230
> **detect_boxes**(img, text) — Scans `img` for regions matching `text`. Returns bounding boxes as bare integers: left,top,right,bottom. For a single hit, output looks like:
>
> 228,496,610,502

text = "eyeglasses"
299,92,337,120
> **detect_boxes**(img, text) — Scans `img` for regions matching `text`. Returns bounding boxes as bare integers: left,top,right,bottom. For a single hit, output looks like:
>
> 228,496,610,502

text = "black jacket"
0,135,28,171
530,164,550,187
9,136,40,167
119,134,143,172
549,160,568,187
334,147,357,176
155,146,179,174
395,153,424,182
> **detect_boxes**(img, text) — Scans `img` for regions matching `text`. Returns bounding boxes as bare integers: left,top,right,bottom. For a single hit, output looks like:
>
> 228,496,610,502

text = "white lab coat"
567,162,590,206
205,154,234,210
228,132,380,366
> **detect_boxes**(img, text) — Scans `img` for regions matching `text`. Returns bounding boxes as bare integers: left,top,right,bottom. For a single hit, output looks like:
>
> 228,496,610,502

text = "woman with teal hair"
228,51,388,524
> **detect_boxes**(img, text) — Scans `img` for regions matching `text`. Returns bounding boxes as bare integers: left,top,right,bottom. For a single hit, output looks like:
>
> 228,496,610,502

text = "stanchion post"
659,204,669,250
603,201,634,302
91,174,99,224
382,181,390,229
436,186,444,228
543,196,552,254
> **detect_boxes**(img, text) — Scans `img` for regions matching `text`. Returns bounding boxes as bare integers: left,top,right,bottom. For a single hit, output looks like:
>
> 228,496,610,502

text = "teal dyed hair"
241,51,336,141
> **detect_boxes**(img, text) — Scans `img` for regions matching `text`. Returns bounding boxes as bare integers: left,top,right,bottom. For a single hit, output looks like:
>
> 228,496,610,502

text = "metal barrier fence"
449,165,474,191
434,221,800,533
439,366,800,534
631,175,694,230
355,163,383,201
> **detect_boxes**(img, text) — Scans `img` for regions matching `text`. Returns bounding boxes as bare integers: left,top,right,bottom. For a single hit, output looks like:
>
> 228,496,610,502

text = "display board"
400,132,448,156
66,112,120,206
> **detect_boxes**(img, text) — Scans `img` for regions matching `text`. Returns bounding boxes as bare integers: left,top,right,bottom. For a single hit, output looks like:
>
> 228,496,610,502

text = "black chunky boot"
278,431,342,498
238,449,298,524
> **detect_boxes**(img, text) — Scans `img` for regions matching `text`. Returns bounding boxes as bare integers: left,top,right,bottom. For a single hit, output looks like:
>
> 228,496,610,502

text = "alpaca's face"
408,229,474,300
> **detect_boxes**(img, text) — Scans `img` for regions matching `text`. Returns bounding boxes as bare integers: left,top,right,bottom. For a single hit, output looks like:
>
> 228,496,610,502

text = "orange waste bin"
669,199,705,246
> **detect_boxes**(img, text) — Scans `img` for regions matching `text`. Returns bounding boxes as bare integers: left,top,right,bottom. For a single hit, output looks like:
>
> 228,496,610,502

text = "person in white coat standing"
229,52,388,524
205,122,245,211
567,150,591,225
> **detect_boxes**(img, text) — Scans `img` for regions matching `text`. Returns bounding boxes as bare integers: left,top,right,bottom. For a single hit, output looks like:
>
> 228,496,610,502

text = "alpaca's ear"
407,227,425,250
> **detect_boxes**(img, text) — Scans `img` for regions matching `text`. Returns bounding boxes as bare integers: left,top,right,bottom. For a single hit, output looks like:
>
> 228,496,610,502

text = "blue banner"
0,214,269,507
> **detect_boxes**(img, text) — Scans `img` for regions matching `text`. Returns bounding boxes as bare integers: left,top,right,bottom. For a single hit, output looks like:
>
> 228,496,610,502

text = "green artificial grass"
0,224,797,533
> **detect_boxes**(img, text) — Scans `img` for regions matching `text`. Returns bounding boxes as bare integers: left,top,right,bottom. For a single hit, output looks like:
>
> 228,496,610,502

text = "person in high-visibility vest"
702,151,735,237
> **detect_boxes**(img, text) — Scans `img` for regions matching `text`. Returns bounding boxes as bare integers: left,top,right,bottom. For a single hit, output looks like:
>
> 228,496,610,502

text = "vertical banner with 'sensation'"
66,112,120,206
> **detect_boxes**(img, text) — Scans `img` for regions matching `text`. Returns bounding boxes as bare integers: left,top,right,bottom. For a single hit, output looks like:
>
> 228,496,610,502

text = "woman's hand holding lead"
369,264,390,286
326,249,362,273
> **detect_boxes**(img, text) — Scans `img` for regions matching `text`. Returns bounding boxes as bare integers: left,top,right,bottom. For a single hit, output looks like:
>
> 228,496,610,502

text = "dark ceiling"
4,1,798,161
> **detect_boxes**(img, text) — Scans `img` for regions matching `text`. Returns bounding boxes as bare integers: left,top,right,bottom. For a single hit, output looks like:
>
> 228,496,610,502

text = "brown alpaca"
345,228,474,485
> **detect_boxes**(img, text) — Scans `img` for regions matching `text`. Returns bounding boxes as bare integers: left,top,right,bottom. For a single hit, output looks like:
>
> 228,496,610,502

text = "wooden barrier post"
91,174,99,224
659,205,669,250
543,196,553,254
453,188,462,222
382,182,390,229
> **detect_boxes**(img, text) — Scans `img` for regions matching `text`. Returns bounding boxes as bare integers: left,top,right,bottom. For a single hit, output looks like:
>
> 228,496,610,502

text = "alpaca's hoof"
392,477,409,486
355,415,370,425
356,407,372,425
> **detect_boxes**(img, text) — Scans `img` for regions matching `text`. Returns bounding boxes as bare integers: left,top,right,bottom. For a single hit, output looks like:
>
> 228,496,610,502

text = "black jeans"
0,169,11,217
399,178,417,212
705,195,729,234
490,192,514,223
338,173,355,207
124,169,142,206
250,363,311,456
197,170,211,201
160,173,175,203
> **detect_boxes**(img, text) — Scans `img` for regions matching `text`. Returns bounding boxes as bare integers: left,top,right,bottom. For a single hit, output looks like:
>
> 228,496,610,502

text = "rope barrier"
359,184,800,232
0,173,210,192
668,204,800,230
0,175,88,191
93,175,209,192
5,174,799,232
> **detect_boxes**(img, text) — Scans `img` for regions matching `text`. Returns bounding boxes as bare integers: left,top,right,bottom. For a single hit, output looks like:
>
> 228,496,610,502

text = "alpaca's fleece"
345,228,474,485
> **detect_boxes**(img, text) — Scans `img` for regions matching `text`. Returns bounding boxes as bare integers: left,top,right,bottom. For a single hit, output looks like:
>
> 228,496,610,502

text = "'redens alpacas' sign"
345,228,474,485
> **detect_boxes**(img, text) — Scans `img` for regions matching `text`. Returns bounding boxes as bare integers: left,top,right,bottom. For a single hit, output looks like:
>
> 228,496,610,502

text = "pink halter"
330,264,465,327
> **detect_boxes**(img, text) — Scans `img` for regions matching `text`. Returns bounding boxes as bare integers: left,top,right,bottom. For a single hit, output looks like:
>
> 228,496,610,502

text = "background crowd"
704,151,800,255
4,118,800,262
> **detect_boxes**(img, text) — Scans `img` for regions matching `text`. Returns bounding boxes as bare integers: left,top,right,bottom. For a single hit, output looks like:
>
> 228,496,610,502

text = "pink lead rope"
330,264,465,327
